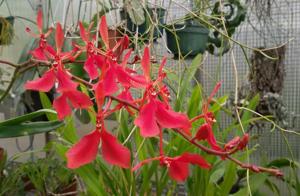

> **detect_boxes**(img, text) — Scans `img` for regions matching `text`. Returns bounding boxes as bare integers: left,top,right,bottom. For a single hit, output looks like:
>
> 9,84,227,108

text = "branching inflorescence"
1,10,283,182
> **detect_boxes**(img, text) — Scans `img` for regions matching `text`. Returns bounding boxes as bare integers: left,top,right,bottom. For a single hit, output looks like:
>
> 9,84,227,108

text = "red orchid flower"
194,82,222,150
132,153,211,182
78,16,143,94
25,22,92,119
224,133,249,152
194,123,221,151
53,90,93,120
76,21,105,80
98,15,129,58
25,66,77,93
135,98,191,137
25,22,77,93
134,46,191,137
26,9,53,60
44,22,77,64
66,127,131,169
66,90,131,169
76,16,131,80
97,17,145,92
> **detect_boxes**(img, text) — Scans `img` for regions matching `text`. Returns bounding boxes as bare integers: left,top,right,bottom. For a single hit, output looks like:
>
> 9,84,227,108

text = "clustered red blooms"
23,10,279,182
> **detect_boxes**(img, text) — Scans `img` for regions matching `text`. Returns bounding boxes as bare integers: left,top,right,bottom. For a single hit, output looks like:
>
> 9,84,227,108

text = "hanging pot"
165,21,209,57
0,16,14,45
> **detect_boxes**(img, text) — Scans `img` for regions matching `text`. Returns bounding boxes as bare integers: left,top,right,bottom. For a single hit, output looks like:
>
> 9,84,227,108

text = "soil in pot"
166,23,209,58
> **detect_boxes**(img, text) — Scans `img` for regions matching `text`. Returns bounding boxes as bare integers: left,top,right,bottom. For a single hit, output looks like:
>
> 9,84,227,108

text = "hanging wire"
0,0,5,7
15,135,35,152
4,0,12,16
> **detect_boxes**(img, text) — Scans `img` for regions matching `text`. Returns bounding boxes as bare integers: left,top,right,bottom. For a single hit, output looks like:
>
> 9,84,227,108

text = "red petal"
115,66,132,87
177,153,211,169
25,69,55,92
117,89,134,103
53,94,72,120
94,55,105,69
31,47,47,60
37,9,43,33
45,45,56,58
94,81,105,107
134,99,160,137
169,160,189,182
84,56,99,80
100,16,109,49
158,57,167,76
155,101,191,135
129,74,148,88
224,136,240,151
207,82,221,104
103,67,118,96
238,134,249,150
55,23,64,52
113,34,130,56
141,46,150,81
79,22,88,42
66,130,101,169
121,49,132,67
195,123,210,141
56,68,78,92
65,90,93,109
101,130,131,168
195,123,221,151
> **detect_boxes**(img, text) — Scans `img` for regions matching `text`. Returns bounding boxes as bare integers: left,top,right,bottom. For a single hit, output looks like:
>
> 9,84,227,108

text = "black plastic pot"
0,16,14,45
121,7,166,40
166,23,209,57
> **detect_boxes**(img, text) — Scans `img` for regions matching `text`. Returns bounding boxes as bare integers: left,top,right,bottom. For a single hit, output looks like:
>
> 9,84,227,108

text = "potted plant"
121,0,166,41
206,0,246,55
165,0,246,57
0,16,14,45
166,17,209,57
20,156,76,195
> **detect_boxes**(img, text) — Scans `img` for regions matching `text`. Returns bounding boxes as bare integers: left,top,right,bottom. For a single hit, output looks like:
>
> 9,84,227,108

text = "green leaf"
241,94,260,131
210,95,228,113
0,121,64,138
209,168,225,184
175,54,202,111
266,158,300,168
39,92,78,143
219,161,237,196
39,92,57,121
233,173,268,196
264,179,280,196
75,109,91,124
54,143,105,196
0,109,57,126
187,84,202,118
80,84,96,124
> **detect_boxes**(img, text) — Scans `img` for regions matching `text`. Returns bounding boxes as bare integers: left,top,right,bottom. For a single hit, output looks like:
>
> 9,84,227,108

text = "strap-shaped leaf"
0,121,64,138
0,109,57,126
